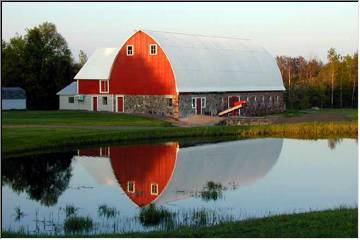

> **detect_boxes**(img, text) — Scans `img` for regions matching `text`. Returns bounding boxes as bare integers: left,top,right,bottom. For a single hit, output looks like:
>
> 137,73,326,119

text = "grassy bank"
2,208,357,238
3,121,357,158
2,110,171,127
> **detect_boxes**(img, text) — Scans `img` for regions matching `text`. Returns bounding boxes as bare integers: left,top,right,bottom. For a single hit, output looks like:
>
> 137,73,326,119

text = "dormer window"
127,45,134,56
149,44,157,55
99,80,109,93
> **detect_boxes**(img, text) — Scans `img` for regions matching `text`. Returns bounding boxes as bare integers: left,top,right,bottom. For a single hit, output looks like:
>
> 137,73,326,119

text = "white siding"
59,95,115,112
2,99,26,110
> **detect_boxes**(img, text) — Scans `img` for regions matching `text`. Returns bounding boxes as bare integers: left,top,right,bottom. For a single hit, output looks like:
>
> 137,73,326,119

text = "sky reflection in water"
2,138,357,234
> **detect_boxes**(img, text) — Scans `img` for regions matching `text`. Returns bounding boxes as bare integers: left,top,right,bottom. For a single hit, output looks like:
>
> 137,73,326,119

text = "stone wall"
123,95,179,117
179,91,285,118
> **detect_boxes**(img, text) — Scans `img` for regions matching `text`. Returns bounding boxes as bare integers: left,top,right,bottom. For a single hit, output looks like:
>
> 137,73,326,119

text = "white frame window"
151,183,158,195
254,96,257,102
276,96,279,104
201,97,206,108
127,181,135,193
167,97,173,107
126,45,134,56
262,96,265,103
68,96,74,104
99,80,109,93
149,44,157,55
102,96,108,105
191,98,196,108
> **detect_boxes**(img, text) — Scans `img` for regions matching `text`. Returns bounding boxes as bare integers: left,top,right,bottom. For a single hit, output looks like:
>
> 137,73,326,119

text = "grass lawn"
274,108,358,119
2,110,171,127
2,208,357,238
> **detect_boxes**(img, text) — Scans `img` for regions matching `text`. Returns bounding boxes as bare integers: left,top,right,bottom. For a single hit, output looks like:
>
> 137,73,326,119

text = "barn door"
117,96,124,112
196,98,202,114
93,96,98,111
228,96,240,116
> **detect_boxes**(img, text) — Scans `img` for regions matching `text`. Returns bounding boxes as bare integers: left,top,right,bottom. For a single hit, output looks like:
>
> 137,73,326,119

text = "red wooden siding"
110,143,178,207
109,31,177,95
78,80,99,94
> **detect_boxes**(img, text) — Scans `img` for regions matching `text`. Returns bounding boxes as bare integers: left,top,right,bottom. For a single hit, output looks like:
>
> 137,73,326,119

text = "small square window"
151,183,158,195
150,44,157,55
127,45,134,56
102,97,108,105
191,98,196,108
127,181,135,193
167,98,173,107
68,96,74,104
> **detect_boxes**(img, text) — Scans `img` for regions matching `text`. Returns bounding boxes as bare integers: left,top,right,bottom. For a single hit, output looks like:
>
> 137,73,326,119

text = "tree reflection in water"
2,151,74,206
327,138,343,150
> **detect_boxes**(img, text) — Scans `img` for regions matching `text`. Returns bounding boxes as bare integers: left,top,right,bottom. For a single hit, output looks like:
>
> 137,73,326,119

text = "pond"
2,138,358,235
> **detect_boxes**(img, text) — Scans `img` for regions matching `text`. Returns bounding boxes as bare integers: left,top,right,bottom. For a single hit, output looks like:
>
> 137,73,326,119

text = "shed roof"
56,81,77,95
74,48,119,80
144,30,285,92
2,87,26,99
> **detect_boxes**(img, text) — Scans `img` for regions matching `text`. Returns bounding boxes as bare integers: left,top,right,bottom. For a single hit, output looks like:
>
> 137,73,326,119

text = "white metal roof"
56,81,77,95
144,30,285,92
74,48,119,80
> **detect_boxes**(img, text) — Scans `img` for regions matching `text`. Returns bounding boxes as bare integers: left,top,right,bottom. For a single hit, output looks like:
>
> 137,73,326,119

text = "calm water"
2,138,358,234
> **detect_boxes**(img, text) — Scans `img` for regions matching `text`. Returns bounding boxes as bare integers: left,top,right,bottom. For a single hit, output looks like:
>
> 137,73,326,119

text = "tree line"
2,22,358,110
276,49,358,109
2,22,86,109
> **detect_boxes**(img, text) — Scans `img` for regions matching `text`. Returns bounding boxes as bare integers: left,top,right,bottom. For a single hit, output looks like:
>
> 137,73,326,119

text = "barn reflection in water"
76,138,283,207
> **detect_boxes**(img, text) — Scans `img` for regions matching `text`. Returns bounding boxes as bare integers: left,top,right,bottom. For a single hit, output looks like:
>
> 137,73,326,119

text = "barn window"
127,45,134,56
149,44,157,55
102,96,108,105
276,96,279,104
127,181,135,193
191,98,196,108
201,97,206,108
151,183,158,195
167,98,173,107
100,80,109,93
254,96,257,102
68,96,74,104
262,96,265,103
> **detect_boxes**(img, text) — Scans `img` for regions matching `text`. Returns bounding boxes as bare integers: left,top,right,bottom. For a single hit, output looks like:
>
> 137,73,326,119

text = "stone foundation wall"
179,91,285,118
123,95,179,117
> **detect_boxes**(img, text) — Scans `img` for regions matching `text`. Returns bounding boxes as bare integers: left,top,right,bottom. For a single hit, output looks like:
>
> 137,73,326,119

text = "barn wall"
109,31,177,95
123,95,178,117
59,95,114,112
59,95,90,111
179,91,285,118
2,99,26,110
78,80,99,94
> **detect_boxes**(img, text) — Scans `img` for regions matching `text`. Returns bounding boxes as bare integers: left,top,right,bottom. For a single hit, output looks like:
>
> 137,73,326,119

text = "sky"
2,2,358,62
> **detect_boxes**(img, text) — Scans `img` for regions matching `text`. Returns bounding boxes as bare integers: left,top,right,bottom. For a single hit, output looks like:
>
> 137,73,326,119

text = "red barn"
57,30,285,117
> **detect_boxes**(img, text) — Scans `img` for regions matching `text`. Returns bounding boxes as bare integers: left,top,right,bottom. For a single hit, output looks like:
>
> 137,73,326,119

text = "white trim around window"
149,44,157,55
99,80,109,93
126,45,134,56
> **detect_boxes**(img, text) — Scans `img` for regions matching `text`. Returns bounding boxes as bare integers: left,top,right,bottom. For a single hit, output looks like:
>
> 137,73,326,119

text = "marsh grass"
3,122,357,158
14,206,24,221
64,204,78,218
63,216,93,234
139,204,173,227
98,204,118,219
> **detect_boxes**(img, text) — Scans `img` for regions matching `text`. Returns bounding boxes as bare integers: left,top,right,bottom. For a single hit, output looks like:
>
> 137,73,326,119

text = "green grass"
2,110,171,127
274,108,358,119
2,121,357,158
2,208,357,238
